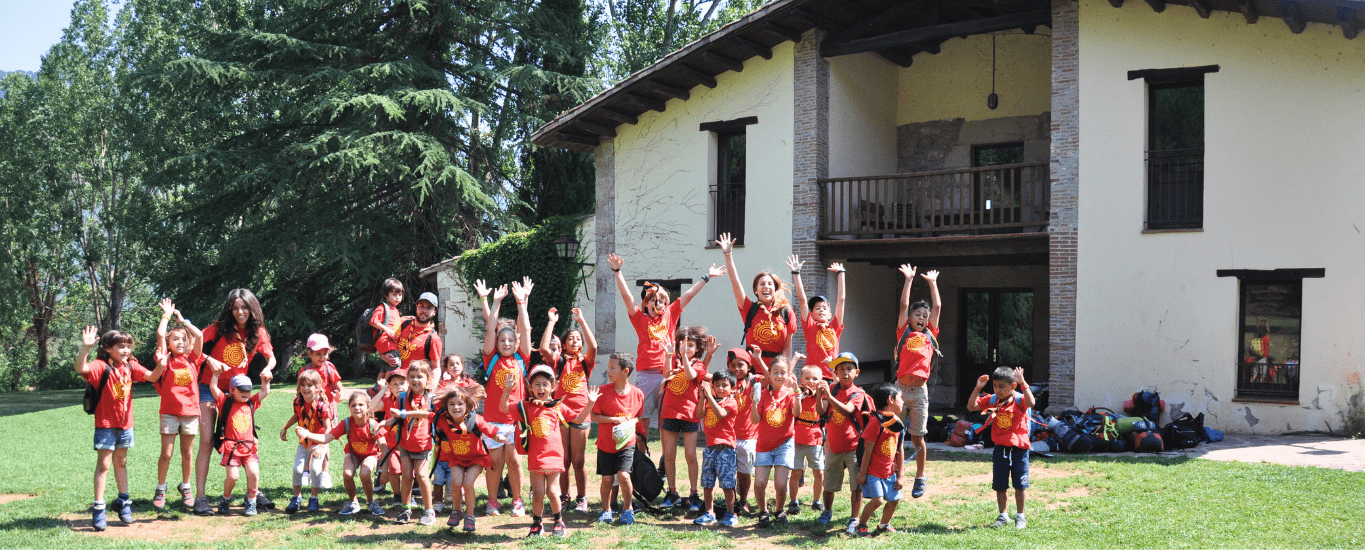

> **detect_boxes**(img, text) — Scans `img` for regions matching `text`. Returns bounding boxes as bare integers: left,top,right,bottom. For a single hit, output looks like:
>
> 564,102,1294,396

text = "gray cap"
418,292,439,308
229,374,252,391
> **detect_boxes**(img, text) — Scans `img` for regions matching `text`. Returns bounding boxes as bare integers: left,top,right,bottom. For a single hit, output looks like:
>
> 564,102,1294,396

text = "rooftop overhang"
530,0,1054,152
1108,0,1362,37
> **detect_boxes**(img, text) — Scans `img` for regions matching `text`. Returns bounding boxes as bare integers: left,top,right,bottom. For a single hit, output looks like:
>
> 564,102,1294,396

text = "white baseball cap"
418,292,439,308
306,333,334,351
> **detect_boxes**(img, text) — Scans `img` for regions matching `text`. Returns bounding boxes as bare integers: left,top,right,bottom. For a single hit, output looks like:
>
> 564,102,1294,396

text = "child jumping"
279,370,334,514
296,392,390,516
693,370,739,527
474,277,534,517
77,326,152,530
786,256,847,380
856,383,906,536
208,372,272,516
895,264,940,499
967,367,1036,530
145,299,213,511
433,385,504,531
538,307,598,513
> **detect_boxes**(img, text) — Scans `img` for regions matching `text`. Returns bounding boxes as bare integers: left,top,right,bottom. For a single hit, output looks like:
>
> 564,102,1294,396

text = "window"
701,116,756,245
1220,267,1322,401
1131,65,1216,230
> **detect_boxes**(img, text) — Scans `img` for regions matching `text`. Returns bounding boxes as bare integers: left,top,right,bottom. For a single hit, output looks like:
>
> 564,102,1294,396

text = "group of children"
78,242,1039,536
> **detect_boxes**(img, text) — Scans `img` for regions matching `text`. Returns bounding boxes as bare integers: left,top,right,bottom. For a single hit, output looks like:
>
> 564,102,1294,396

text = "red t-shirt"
976,392,1031,449
300,361,342,404
397,390,434,452
861,419,901,479
438,375,478,392
553,355,594,420
378,393,400,448
895,322,939,381
755,385,797,453
802,315,844,379
702,395,738,448
370,303,402,354
294,396,335,444
435,413,496,467
483,353,525,425
397,320,442,369
740,298,797,356
329,416,385,457
84,359,150,429
154,350,202,416
733,375,762,441
217,394,262,443
629,301,683,374
825,385,868,454
200,323,273,390
659,359,705,422
794,393,823,446
591,383,644,453
511,401,569,472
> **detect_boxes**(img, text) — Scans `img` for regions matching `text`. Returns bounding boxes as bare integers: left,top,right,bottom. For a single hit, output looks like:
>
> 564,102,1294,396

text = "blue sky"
1,0,114,73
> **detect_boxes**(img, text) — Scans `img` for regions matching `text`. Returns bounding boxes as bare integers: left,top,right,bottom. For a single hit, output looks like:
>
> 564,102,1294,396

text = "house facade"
430,0,1365,434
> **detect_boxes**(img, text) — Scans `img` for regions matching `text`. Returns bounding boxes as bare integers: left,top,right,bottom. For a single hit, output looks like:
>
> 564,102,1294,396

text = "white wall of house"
607,41,797,359
897,29,1052,126
1076,0,1365,433
830,52,899,178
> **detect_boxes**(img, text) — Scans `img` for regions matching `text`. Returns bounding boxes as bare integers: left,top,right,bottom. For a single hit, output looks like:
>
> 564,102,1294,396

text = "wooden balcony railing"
817,162,1050,238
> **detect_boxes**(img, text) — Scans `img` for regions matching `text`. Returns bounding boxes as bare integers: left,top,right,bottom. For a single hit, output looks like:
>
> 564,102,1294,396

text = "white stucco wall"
830,52,899,178
1076,0,1365,433
607,42,797,359
898,29,1053,125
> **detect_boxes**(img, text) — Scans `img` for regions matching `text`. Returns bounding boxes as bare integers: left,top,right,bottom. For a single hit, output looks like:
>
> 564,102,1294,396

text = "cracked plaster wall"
1073,0,1365,433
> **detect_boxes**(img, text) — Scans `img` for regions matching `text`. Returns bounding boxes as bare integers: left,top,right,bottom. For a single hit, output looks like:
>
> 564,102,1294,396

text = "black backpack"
356,304,396,353
630,445,665,506
82,367,113,415
212,398,260,450
1163,413,1203,449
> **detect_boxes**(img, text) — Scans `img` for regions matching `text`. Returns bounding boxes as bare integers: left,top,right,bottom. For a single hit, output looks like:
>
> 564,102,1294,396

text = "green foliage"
600,0,769,78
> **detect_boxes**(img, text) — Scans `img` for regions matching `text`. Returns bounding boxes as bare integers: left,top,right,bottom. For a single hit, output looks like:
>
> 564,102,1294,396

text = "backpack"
630,445,665,505
1124,390,1166,423
356,304,395,353
1163,413,1203,449
82,366,113,415
394,390,434,447
1131,429,1164,452
740,302,792,349
513,401,532,456
926,414,960,443
947,420,972,447
1047,415,1094,454
1115,416,1146,435
1080,407,1121,444
212,398,260,450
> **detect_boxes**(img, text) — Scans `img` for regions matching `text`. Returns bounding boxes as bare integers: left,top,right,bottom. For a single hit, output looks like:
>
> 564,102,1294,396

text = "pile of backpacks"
930,390,1224,454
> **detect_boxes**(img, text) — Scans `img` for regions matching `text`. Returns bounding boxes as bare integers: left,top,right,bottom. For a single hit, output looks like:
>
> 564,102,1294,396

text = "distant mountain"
0,70,39,98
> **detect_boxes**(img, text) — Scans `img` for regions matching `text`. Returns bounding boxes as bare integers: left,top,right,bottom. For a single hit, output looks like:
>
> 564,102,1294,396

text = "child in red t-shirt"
208,372,272,516
894,264,941,499
384,360,438,525
725,347,763,514
693,370,739,527
501,365,594,537
968,366,1036,530
473,276,534,517
589,353,644,525
786,363,828,518
369,278,405,370
300,334,342,489
538,306,598,513
436,354,477,391
146,299,216,511
820,353,871,532
749,354,802,528
77,326,151,530
297,392,389,517
786,255,847,381
279,370,335,514
368,367,408,497
855,383,906,536
433,385,503,531
658,327,718,511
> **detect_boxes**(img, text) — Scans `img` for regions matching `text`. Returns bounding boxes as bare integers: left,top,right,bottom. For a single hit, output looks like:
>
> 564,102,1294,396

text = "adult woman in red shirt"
716,233,797,361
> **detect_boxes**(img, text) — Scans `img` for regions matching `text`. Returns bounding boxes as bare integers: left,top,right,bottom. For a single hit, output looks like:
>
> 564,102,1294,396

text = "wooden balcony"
817,162,1050,239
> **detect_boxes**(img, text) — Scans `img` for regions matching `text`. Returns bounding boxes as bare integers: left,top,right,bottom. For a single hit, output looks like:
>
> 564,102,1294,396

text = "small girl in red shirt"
501,365,594,537
436,354,477,391
297,392,389,517
434,385,504,531
146,299,217,511
538,306,598,513
748,354,802,528
658,327,718,510
77,326,152,530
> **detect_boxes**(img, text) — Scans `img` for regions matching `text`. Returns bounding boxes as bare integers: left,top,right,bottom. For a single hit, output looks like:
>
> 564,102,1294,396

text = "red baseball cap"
727,347,753,364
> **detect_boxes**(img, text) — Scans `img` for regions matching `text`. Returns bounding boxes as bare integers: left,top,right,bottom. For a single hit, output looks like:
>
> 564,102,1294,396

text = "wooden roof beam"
573,120,616,138
1188,0,1210,18
1280,1,1305,34
941,0,1050,10
822,10,1050,57
596,108,637,125
1144,0,1165,13
731,36,773,60
701,51,744,73
623,93,666,113
1340,7,1359,39
875,48,917,67
761,22,804,43
1237,0,1259,24
790,8,848,33
641,80,689,101
555,132,599,147
830,1,930,43
675,64,717,89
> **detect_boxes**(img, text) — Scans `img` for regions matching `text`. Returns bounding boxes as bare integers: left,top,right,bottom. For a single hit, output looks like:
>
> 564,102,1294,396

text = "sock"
157,484,167,491
553,512,562,522
879,523,889,529
118,492,130,501
93,500,106,510
1016,512,1026,519
532,515,543,526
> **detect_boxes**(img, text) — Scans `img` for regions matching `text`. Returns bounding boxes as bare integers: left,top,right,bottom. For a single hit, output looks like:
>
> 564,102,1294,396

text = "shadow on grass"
0,386,163,418
931,448,1194,467
0,515,67,531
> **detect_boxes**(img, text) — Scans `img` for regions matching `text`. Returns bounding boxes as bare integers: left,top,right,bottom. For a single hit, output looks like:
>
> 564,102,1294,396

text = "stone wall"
896,112,1051,173
1047,0,1079,412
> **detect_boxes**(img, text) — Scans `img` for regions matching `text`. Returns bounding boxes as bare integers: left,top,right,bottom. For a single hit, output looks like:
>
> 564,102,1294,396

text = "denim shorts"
700,445,737,489
432,461,452,486
862,473,901,501
198,383,215,403
482,422,516,450
94,428,134,451
992,445,1030,491
754,437,795,470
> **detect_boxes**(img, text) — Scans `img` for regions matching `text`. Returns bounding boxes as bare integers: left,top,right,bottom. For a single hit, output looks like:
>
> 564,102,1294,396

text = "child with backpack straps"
967,366,1036,530
298,334,342,491
893,264,941,499
383,360,439,525
207,372,271,516
786,255,847,381
433,385,504,531
500,364,596,537
538,306,598,513
474,277,534,518
366,278,406,372
717,233,797,362
786,363,829,519
821,352,873,533
855,383,908,536
296,392,390,517
77,326,153,531
278,370,334,514
145,299,219,512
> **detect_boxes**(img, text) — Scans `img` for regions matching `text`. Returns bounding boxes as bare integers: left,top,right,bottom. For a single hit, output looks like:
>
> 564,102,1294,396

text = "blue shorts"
862,473,901,502
992,445,1030,491
198,383,215,403
754,437,794,469
432,461,452,486
700,445,737,489
94,428,135,451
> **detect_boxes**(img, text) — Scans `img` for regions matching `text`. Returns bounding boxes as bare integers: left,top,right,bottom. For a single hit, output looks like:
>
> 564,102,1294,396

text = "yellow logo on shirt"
173,366,193,387
904,333,929,352
765,406,786,427
352,440,370,455
451,439,471,455
798,407,818,423
647,319,668,341
530,415,557,438
561,368,585,393
667,373,688,395
878,435,896,458
816,326,837,352
493,362,518,389
223,342,246,366
753,320,781,345
830,410,847,425
398,337,412,360
704,407,719,429
231,408,251,435
995,410,1014,430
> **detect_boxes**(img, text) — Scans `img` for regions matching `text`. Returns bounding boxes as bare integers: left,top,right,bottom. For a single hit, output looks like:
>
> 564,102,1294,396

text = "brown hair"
407,360,433,385
211,289,267,352
347,392,369,406
684,326,708,361
297,369,323,389
440,385,486,416
95,330,134,363
752,271,791,310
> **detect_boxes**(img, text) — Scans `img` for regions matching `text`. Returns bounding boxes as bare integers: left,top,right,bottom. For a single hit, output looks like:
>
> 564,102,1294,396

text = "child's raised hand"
700,380,712,397
784,255,803,273
921,269,939,283
571,307,585,323
716,233,735,254
586,386,601,403
493,284,509,301
793,352,807,363
1013,366,1027,386
706,263,727,279
517,277,534,300
828,262,846,273
547,307,559,324
474,279,491,299
607,253,624,271
81,326,99,348
706,335,720,355
976,374,990,389
158,298,175,317
899,263,918,280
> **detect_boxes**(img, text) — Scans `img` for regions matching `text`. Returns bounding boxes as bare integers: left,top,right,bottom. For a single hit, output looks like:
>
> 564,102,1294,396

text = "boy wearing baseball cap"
207,372,271,515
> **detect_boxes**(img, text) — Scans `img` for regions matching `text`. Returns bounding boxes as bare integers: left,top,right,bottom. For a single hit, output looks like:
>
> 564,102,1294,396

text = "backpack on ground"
630,446,665,506
1115,416,1147,436
82,367,113,415
1080,407,1121,446
946,420,972,447
1203,426,1224,443
1047,416,1094,454
1163,413,1203,449
1124,390,1166,423
926,415,959,443
1131,429,1164,452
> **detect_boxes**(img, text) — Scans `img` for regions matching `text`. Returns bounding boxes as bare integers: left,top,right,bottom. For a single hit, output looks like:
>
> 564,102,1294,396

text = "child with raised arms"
967,366,1036,530
145,299,214,511
750,354,802,528
658,327,718,510
538,307,598,513
77,326,152,530
786,363,828,518
894,264,940,499
474,277,534,517
590,352,644,525
296,392,390,517
279,370,334,513
692,370,739,527
856,383,906,536
208,372,272,516
820,352,872,532
432,385,505,531
786,256,847,380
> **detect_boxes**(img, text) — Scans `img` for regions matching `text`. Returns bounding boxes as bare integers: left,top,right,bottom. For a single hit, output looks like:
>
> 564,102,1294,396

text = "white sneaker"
318,472,333,490
419,508,435,525
846,517,859,535
510,498,525,517
1015,513,1027,529
434,502,444,513
990,513,1009,528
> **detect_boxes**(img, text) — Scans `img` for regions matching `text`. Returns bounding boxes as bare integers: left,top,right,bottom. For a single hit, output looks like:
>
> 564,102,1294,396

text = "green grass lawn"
0,386,1362,548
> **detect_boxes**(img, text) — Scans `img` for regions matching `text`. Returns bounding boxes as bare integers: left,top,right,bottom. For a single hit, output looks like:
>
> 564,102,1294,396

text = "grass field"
1,385,1362,549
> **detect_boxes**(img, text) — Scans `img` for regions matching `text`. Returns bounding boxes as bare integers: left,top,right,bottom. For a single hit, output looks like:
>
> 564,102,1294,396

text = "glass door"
959,288,1034,406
